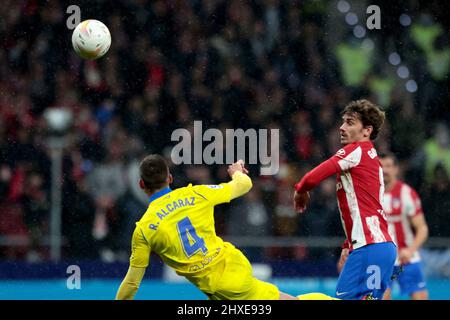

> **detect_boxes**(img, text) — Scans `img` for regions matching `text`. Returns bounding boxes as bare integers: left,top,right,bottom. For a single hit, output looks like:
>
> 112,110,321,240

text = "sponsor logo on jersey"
368,148,378,159
206,185,223,189
336,149,346,157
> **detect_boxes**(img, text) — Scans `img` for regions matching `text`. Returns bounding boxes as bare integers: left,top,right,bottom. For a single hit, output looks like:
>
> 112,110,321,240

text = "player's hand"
227,159,249,178
399,248,413,265
293,190,310,213
337,248,349,273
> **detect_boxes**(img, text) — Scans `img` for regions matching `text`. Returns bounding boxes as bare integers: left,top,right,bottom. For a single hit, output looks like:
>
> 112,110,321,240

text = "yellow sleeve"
192,171,252,205
129,226,151,268
228,171,253,200
115,266,146,300
115,226,150,300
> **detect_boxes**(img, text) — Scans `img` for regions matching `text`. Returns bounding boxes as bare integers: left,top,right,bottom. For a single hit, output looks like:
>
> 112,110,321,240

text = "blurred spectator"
227,186,271,260
336,37,374,88
424,165,450,237
86,141,127,258
299,178,342,238
21,171,50,262
297,178,344,260
62,177,97,259
227,186,271,237
115,160,149,258
389,93,425,161
412,123,450,187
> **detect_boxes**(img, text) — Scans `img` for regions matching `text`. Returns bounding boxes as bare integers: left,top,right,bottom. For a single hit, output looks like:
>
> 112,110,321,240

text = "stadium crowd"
0,0,449,262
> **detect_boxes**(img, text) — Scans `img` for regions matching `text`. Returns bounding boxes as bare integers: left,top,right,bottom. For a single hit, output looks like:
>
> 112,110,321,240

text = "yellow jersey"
129,182,232,275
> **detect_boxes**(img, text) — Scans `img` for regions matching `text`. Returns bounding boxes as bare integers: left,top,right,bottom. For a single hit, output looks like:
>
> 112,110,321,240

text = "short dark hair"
341,99,385,140
379,152,398,166
139,154,169,191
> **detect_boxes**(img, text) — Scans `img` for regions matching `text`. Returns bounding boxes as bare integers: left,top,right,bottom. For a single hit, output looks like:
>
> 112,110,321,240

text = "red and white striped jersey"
330,141,394,250
382,180,423,265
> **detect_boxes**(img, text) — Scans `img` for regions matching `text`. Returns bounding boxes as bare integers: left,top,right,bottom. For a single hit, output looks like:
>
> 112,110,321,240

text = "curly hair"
341,99,386,140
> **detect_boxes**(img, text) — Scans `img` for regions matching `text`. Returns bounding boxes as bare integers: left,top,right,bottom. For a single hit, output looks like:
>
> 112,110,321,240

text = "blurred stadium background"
1,0,450,299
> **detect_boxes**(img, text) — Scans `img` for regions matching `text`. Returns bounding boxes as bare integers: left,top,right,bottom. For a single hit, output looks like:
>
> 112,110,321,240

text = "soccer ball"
71,19,111,60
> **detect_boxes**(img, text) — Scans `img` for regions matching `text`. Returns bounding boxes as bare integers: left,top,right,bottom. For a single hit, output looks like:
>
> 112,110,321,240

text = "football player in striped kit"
294,100,396,300
379,152,429,300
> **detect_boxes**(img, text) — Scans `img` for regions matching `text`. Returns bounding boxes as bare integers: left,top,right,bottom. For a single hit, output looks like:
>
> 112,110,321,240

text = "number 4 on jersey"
177,217,208,257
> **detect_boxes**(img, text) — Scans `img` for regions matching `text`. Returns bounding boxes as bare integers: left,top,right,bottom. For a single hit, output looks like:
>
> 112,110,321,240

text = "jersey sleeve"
192,183,232,206
406,188,423,217
129,225,151,268
295,159,339,192
330,143,363,172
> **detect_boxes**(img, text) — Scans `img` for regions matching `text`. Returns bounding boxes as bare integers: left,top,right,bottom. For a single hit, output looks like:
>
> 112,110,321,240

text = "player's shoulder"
153,184,195,200
335,142,361,155
170,183,220,201
334,142,363,161
342,141,378,158
133,220,146,237
192,183,227,199
193,184,226,191
171,184,192,195
132,221,152,245
191,182,229,194
399,180,420,198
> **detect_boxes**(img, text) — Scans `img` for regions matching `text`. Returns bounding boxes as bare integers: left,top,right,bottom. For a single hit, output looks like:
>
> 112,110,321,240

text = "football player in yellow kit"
115,154,336,300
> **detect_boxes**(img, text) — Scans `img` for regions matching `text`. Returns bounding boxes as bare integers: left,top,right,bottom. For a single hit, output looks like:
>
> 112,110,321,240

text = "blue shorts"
388,262,427,296
335,242,397,300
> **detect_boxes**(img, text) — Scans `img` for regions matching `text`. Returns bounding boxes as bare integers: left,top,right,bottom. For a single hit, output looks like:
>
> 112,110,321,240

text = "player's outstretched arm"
116,227,150,300
294,158,339,213
227,160,252,200
115,266,146,300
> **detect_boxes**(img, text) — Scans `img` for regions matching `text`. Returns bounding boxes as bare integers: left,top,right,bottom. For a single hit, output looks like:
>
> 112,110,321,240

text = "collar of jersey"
149,187,172,204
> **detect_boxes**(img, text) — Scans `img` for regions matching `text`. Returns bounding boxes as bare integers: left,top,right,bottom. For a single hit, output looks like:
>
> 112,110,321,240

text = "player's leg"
397,262,428,300
383,265,400,300
297,293,339,300
335,242,396,300
334,247,366,299
208,244,336,300
281,291,338,300
363,242,397,300
279,291,298,300
210,244,334,300
207,244,280,300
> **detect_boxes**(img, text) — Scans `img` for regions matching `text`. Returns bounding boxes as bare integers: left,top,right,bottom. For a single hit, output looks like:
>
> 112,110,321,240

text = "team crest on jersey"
207,185,223,189
336,149,345,157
